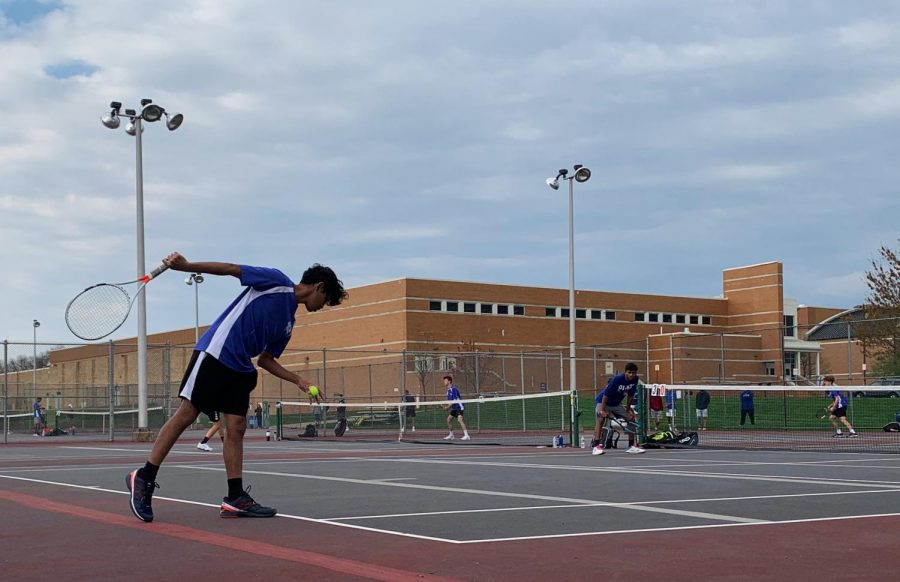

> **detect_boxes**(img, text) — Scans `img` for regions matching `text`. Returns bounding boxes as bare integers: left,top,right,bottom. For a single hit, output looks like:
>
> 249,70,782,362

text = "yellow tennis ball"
308,385,319,398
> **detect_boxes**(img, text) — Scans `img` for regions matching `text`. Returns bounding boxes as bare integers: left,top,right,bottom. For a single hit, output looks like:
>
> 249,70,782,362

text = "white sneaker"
626,445,646,454
197,443,213,451
411,427,415,432
591,445,605,456
461,434,471,440
443,433,455,440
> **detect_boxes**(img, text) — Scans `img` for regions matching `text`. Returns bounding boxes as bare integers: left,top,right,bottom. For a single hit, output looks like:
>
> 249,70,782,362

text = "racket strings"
65,284,132,340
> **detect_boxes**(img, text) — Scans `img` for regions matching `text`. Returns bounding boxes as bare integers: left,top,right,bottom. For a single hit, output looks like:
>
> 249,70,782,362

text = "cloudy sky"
1,0,898,345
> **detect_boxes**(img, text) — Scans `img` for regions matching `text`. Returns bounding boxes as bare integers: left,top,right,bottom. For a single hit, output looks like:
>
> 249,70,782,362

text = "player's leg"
457,412,470,440
444,412,455,439
591,404,607,455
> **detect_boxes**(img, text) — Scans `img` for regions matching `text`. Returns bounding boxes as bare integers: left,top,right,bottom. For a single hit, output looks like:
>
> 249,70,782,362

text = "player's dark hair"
443,375,453,382
824,375,835,383
301,264,348,306
625,362,638,372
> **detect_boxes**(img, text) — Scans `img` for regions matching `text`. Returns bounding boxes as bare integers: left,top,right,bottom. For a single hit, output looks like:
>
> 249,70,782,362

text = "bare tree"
861,239,900,376
0,351,50,373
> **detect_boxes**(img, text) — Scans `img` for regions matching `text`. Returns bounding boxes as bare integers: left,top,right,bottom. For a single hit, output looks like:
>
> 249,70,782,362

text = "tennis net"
2,412,40,435
276,390,572,445
636,384,900,453
54,406,165,435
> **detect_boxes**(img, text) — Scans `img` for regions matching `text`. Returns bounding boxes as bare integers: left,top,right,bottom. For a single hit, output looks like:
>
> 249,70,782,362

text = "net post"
275,402,282,441
108,340,115,441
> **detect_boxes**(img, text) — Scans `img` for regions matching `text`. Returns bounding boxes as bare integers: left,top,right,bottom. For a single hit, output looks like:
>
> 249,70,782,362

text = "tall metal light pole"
546,165,592,445
101,99,183,431
185,273,204,342
32,320,40,399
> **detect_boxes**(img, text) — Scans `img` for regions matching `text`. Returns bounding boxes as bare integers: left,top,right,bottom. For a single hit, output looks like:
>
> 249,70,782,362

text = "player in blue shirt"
823,375,857,438
127,252,347,523
442,375,470,440
591,362,645,455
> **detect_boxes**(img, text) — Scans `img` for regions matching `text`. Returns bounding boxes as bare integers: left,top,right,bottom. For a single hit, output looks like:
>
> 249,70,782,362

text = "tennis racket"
815,407,832,420
65,264,169,340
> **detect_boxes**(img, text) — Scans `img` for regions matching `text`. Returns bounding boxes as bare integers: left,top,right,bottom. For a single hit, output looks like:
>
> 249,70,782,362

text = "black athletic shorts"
832,406,848,418
450,409,464,418
405,407,416,417
178,351,258,417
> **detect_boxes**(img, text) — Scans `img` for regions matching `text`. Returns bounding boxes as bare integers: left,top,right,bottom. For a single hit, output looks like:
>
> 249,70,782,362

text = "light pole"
546,165,592,445
32,320,40,399
101,99,183,431
185,273,204,342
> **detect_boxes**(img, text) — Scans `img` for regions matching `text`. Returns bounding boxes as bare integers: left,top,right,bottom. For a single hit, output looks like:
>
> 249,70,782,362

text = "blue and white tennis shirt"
446,385,464,411
827,390,848,408
195,266,297,373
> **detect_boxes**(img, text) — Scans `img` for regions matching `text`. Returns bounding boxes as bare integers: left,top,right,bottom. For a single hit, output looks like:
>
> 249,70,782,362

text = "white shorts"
665,408,675,417
696,409,708,418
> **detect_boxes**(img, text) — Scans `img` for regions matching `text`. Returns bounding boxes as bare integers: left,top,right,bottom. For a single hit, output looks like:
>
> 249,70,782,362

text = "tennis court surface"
2,433,899,580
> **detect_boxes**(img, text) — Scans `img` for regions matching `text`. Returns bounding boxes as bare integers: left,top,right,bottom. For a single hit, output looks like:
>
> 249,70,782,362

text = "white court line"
0,473,457,544
173,464,765,524
326,488,900,521
454,512,900,544
365,458,900,489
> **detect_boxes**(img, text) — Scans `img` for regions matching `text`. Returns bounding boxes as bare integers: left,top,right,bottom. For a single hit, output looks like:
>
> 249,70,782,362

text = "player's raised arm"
162,252,241,278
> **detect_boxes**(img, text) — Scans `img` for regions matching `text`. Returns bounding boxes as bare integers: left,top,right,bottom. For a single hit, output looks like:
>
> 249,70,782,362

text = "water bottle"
265,430,271,442
579,435,586,448
556,434,564,448
551,436,558,448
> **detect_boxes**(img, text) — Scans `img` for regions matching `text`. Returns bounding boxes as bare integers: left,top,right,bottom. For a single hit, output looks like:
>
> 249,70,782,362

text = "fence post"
322,348,327,396
474,351,480,395
401,349,407,398
720,333,725,383
847,322,853,382
163,343,171,420
520,352,526,431
108,340,115,442
3,340,8,445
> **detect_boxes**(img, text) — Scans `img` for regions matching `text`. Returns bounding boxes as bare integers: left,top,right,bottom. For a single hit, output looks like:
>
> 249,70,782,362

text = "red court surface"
2,433,899,581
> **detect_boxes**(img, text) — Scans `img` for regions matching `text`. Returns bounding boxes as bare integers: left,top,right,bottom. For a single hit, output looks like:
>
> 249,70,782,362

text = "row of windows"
429,300,524,316
427,300,712,325
544,307,616,321
633,312,711,325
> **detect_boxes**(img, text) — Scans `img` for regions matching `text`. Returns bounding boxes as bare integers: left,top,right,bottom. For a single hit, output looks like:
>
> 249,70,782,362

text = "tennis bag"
334,417,348,437
299,424,318,438
883,421,900,433
643,430,699,449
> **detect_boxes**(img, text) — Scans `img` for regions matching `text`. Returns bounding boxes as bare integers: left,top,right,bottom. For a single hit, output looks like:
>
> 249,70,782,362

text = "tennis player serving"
126,252,347,523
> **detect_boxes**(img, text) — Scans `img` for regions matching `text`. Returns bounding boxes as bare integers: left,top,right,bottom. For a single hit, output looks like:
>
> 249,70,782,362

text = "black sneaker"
832,433,845,438
847,432,859,438
220,486,276,518
125,468,158,523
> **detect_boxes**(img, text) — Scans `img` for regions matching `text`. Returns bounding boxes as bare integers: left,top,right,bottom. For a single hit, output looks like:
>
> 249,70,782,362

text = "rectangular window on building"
675,314,685,324
591,310,602,320
689,315,699,324
635,312,645,322
513,305,524,315
701,315,711,325
783,315,795,337
648,313,659,323
575,309,585,319
480,303,492,314
545,307,556,317
447,302,459,312
662,313,672,323
429,301,442,311
464,302,476,313
605,311,616,321
561,308,570,318
497,304,509,315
